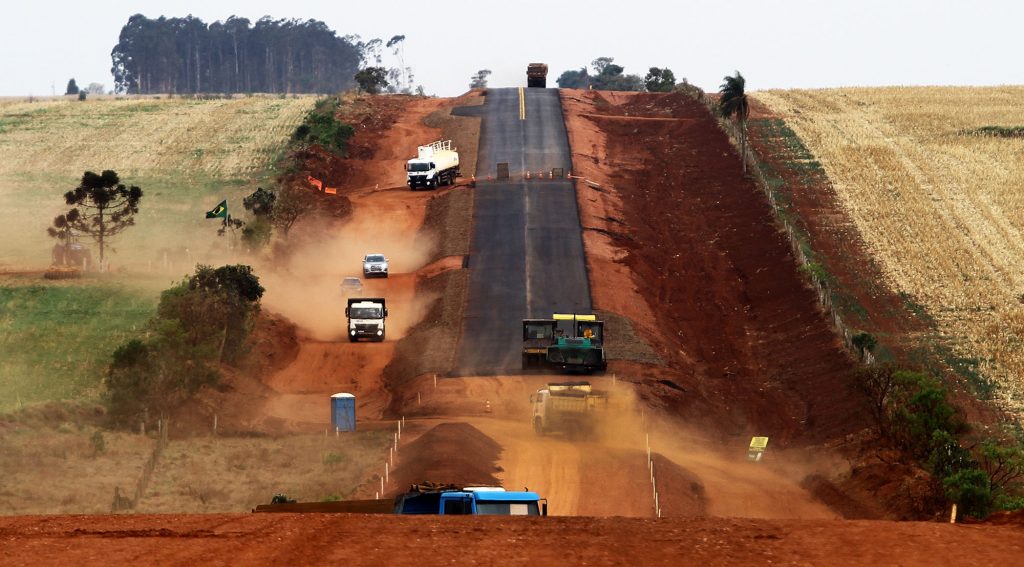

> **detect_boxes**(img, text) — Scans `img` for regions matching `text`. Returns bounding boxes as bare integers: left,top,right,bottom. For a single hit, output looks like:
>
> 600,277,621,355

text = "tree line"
556,57,681,92
110,14,363,94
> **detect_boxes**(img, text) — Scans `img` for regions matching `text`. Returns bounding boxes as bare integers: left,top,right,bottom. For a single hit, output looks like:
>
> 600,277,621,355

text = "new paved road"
455,88,592,374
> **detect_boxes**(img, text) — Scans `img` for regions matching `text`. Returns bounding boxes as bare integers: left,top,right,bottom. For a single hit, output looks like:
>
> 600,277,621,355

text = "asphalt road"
455,88,592,374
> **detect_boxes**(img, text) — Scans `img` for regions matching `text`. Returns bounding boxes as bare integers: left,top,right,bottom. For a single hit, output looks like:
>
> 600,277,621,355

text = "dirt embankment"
561,89,870,447
381,91,483,404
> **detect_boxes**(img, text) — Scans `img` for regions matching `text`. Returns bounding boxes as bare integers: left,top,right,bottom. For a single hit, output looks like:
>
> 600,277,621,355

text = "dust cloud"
257,212,437,341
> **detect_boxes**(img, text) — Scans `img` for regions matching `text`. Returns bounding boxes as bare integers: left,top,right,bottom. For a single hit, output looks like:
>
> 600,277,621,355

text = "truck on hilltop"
527,63,548,88
407,140,459,190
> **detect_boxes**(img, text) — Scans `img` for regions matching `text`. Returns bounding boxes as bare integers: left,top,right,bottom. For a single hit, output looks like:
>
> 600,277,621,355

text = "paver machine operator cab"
522,314,607,373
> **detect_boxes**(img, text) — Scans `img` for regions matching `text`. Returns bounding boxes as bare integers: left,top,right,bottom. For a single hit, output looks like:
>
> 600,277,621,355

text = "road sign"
747,436,769,462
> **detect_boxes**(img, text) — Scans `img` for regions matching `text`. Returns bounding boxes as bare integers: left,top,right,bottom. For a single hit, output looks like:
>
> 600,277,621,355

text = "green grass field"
0,278,157,411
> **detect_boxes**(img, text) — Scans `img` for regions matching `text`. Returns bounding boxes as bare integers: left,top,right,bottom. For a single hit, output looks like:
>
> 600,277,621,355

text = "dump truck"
345,297,387,342
522,314,607,373
531,381,608,439
407,140,460,189
527,63,548,88
254,483,548,516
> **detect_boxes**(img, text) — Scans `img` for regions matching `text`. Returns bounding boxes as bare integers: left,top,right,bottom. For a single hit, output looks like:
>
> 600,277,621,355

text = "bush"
852,332,877,356
927,429,976,478
944,469,993,519
888,371,960,457
291,98,354,155
105,264,263,426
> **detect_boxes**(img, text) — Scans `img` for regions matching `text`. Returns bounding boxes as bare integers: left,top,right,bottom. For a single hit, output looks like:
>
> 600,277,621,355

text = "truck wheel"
348,335,357,343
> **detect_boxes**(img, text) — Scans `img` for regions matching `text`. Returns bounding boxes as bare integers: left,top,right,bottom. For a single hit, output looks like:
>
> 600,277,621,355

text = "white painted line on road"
524,181,533,317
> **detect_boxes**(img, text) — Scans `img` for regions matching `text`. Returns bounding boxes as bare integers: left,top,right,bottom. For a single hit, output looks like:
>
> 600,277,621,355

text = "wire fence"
697,93,875,366
111,419,170,512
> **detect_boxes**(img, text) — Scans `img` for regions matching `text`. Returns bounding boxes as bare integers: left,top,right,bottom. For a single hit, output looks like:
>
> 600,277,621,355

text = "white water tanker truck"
407,140,459,190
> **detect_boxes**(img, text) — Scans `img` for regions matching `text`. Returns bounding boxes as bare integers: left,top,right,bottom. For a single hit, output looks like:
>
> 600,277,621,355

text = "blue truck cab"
396,486,547,516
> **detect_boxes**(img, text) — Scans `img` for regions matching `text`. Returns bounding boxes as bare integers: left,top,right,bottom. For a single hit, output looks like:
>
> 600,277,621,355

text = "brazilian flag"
205,200,227,219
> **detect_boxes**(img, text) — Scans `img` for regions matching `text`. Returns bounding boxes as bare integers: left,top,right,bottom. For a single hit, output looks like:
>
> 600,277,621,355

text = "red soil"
2,514,1021,566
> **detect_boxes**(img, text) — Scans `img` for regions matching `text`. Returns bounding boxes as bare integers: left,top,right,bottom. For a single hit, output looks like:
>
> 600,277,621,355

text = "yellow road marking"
518,87,526,120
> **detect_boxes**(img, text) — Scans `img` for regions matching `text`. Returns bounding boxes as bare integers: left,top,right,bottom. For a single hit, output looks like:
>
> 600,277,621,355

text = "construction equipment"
531,381,608,439
254,483,548,516
522,314,607,373
345,297,387,342
527,63,548,88
407,140,460,189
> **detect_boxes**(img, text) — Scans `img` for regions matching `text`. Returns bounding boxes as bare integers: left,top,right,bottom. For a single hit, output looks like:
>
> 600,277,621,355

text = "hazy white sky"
1,0,1021,96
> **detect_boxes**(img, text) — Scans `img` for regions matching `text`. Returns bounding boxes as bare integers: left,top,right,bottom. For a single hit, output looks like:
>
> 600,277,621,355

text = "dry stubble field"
756,87,1024,413
0,94,316,268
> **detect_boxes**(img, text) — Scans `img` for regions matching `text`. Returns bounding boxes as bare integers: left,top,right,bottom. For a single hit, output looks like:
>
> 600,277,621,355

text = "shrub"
105,264,263,426
291,98,354,155
888,371,960,457
943,469,993,519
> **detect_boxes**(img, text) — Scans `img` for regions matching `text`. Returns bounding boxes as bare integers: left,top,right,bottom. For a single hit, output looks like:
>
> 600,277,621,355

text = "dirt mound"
388,422,502,493
651,453,708,517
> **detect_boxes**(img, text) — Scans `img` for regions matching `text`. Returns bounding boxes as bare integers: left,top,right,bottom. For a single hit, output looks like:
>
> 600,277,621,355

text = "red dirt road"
1,514,1021,566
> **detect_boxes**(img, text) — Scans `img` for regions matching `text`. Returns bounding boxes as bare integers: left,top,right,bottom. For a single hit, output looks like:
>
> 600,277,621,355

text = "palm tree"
719,71,750,173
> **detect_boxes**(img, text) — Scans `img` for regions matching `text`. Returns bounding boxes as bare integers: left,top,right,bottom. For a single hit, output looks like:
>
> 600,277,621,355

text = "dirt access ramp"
2,513,1021,566
560,89,868,447
194,95,467,433
389,374,837,519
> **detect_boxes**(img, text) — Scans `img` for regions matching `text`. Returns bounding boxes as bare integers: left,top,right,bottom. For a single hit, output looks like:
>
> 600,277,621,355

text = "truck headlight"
350,330,356,336
377,329,383,336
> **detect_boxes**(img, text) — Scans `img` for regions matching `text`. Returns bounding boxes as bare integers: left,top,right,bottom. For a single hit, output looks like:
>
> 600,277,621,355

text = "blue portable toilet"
331,393,356,432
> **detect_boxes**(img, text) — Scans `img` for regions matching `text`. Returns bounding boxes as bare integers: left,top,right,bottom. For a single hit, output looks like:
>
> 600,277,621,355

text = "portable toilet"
331,393,356,432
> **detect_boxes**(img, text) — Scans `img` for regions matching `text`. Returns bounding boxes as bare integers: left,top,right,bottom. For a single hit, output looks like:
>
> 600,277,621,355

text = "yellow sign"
747,436,769,462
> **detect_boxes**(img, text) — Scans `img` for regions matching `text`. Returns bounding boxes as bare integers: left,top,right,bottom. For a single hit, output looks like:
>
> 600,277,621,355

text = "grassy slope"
0,94,316,409
0,279,156,410
755,86,1024,413
0,95,316,268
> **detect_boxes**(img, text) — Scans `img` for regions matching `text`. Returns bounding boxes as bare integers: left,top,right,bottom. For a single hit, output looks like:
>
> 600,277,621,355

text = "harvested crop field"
756,87,1024,412
0,94,315,268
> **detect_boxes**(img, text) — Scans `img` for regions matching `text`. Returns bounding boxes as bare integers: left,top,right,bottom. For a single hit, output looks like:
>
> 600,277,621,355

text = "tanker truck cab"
407,140,460,190
345,297,387,342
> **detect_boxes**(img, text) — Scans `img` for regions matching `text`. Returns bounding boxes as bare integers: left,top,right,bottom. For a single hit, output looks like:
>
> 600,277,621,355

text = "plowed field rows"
756,87,1024,412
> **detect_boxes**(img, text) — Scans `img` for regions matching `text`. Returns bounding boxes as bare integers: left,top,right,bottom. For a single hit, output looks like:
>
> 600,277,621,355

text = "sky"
1,0,1022,97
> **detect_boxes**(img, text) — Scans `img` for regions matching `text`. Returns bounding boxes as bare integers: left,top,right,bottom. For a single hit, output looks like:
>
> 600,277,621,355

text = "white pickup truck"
362,253,389,278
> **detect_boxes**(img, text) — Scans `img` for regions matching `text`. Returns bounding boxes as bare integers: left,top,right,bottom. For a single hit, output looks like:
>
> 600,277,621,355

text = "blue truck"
254,483,548,516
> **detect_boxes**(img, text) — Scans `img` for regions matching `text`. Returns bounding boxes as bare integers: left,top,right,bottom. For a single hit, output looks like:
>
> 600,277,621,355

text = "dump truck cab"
345,297,388,342
531,381,608,439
